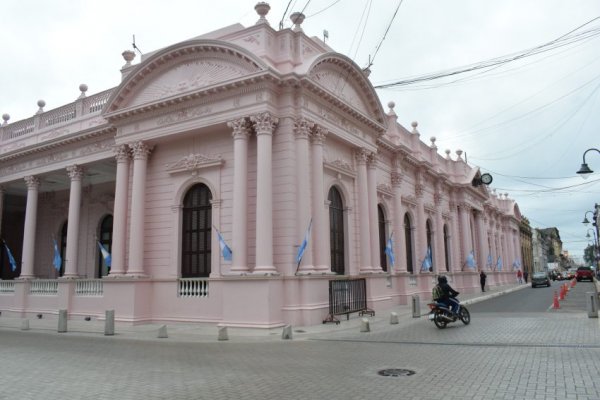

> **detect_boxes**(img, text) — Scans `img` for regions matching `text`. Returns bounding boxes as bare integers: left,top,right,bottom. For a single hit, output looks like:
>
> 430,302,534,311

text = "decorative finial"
430,136,437,148
445,149,451,159
78,84,88,99
504,193,509,199
2,113,9,125
362,66,371,77
455,149,463,160
290,12,305,31
387,101,396,117
36,100,46,114
411,121,419,135
122,50,135,67
255,2,271,25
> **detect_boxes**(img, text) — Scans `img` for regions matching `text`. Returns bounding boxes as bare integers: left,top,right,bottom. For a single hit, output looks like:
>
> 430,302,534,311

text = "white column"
450,202,461,272
20,176,40,278
476,211,487,270
250,112,278,274
63,165,84,278
294,118,314,273
355,149,372,273
391,171,405,273
458,204,471,269
109,145,130,276
127,141,152,276
312,126,329,272
367,153,382,272
228,118,251,274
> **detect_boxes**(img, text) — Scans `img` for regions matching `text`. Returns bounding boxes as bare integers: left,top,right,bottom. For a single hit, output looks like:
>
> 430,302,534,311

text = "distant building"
532,228,549,272
0,3,523,327
538,227,563,267
519,217,533,275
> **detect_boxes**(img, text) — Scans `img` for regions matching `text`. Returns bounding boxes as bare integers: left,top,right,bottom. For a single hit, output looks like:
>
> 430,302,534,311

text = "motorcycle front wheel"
433,310,447,329
459,307,471,325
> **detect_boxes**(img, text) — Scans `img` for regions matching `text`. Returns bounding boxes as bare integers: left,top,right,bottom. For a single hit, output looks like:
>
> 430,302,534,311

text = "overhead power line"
366,0,404,69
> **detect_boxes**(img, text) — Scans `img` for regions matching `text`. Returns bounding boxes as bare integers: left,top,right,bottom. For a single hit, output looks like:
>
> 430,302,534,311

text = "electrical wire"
279,0,294,30
300,0,312,14
306,0,342,18
367,0,403,68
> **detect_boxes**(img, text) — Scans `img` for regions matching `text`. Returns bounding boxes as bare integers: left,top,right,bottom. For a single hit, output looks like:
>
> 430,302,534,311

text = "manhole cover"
377,369,416,377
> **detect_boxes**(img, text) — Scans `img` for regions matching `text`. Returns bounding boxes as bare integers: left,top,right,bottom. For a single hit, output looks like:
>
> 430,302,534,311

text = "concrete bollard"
281,325,293,340
360,318,370,332
58,309,68,333
157,325,168,338
586,292,598,318
390,312,399,325
104,310,115,336
21,319,30,331
412,295,421,318
218,326,229,341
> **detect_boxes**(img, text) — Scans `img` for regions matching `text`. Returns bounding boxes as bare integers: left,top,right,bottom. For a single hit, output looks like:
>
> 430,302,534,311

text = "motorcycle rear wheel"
459,307,471,325
433,310,447,329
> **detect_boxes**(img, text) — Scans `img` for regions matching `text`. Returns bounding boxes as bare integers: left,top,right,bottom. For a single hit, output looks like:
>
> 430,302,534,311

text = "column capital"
113,144,131,163
391,171,403,187
24,175,40,189
66,164,84,181
434,192,442,206
311,125,328,145
415,184,424,199
354,148,370,165
227,117,251,140
366,152,378,169
250,112,278,136
130,141,153,160
293,117,314,139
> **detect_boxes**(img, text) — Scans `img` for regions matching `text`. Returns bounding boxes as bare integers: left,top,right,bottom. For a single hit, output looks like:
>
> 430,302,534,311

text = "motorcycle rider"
433,275,460,316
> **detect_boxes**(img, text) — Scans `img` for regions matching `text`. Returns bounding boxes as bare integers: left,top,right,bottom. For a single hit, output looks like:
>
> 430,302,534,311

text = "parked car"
576,266,594,282
531,272,551,288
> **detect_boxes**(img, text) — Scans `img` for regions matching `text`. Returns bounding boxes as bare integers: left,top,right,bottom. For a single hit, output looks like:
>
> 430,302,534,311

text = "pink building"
0,3,522,328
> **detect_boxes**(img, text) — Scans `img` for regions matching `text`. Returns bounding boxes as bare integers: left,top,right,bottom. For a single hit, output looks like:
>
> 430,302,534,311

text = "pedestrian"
523,270,529,284
480,270,487,292
517,269,523,284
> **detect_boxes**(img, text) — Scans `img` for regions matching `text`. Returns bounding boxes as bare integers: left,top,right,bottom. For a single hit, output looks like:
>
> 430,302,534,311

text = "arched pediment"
513,203,522,219
306,54,386,126
104,40,270,115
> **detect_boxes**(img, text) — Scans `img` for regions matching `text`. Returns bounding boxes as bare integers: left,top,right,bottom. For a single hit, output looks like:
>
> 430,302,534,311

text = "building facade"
519,217,533,277
0,4,523,328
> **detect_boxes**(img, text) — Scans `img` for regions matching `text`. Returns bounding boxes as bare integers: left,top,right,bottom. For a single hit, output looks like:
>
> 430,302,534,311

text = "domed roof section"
304,52,387,126
104,39,271,116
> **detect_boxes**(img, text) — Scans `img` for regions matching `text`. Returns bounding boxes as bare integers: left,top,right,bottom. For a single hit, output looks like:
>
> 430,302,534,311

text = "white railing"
75,279,103,296
3,117,35,140
29,279,58,295
178,278,209,298
84,89,112,113
0,280,15,293
409,276,418,286
42,103,76,127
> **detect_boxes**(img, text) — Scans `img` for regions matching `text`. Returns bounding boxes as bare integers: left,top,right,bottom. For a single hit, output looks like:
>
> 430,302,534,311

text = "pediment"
105,40,268,115
307,55,386,126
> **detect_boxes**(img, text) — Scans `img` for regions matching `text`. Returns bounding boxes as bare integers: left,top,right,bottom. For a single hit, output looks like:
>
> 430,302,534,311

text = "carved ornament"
166,153,224,174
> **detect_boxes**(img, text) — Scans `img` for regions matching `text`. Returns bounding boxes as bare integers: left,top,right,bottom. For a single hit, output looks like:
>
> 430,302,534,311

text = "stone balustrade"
29,279,59,295
75,279,104,296
178,278,209,298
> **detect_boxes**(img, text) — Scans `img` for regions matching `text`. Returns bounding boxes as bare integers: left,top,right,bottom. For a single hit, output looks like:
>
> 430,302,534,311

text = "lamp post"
576,148,600,178
585,228,599,270
582,210,594,225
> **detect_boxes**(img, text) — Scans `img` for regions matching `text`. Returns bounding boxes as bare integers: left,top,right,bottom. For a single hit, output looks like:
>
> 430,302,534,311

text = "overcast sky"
2,1,600,261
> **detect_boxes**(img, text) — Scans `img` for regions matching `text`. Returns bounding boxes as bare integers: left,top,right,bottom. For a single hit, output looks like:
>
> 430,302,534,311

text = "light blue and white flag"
421,246,432,272
496,256,503,271
384,233,395,267
213,226,232,262
486,254,493,268
53,239,62,271
296,219,313,265
466,250,476,270
3,241,17,272
97,241,111,267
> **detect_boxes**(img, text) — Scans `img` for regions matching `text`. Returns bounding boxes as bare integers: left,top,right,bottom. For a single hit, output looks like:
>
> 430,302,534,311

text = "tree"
583,244,596,266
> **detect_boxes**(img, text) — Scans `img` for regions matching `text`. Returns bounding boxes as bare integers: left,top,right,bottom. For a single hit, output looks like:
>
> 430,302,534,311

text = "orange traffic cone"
553,291,560,309
559,285,565,300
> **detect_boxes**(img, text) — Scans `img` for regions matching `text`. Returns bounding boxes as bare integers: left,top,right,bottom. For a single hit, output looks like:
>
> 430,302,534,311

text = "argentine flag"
296,219,312,265
97,241,112,267
53,239,62,271
3,241,17,272
496,256,503,271
486,254,493,268
214,226,232,262
466,250,476,269
421,246,432,272
384,233,395,267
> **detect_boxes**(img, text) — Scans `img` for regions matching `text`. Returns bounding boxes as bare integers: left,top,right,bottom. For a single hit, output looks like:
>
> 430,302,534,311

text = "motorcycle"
427,300,470,329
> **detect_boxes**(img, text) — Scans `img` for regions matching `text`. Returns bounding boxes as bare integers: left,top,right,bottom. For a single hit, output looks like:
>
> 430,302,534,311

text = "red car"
576,267,594,282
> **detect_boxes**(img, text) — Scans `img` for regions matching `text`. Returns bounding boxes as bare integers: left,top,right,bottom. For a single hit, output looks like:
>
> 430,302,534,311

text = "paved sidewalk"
0,283,529,343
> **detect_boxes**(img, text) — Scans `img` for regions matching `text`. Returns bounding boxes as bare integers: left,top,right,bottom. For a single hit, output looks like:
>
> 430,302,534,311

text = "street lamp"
582,210,595,225
576,148,600,178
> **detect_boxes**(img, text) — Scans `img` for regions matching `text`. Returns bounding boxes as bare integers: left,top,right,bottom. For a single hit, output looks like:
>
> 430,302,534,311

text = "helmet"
437,275,448,284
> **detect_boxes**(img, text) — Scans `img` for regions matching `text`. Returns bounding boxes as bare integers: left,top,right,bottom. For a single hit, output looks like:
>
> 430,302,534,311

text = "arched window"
378,204,387,272
97,215,113,278
328,187,345,275
404,213,413,274
59,221,67,277
181,184,212,278
443,224,450,272
426,219,433,272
